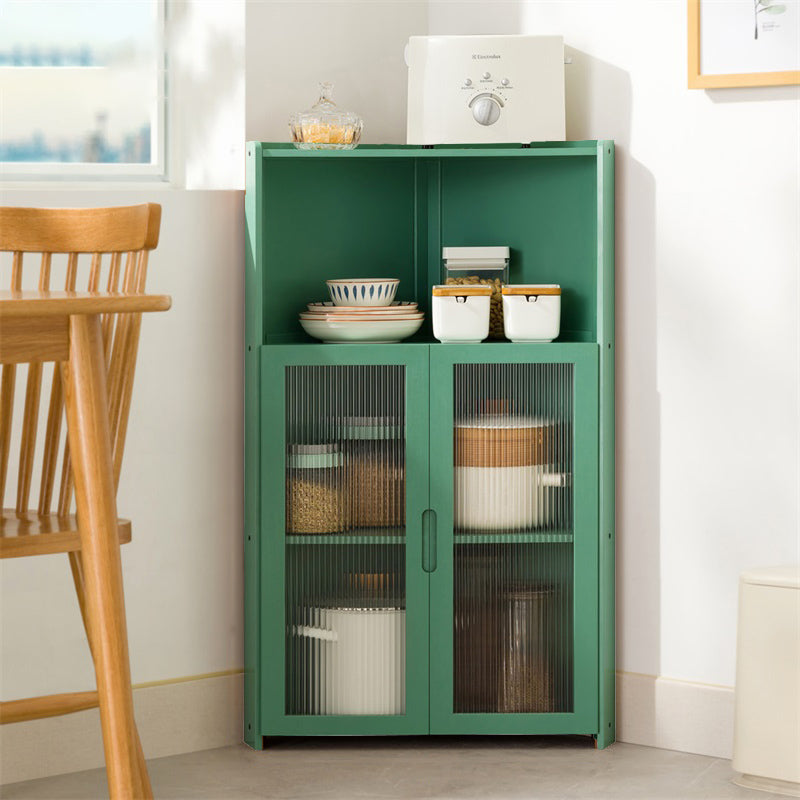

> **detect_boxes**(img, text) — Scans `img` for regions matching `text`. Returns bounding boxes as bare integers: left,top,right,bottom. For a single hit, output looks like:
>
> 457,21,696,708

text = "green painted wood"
259,158,418,342
260,143,599,159
596,140,616,749
286,534,406,545
428,343,599,736
247,142,604,344
440,157,597,339
259,344,430,736
243,142,264,749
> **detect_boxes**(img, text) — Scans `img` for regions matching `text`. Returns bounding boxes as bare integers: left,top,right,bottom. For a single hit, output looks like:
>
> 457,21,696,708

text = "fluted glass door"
429,345,599,735
260,346,429,735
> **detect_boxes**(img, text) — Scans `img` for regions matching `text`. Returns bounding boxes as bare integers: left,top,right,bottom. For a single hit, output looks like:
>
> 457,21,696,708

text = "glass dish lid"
289,82,363,150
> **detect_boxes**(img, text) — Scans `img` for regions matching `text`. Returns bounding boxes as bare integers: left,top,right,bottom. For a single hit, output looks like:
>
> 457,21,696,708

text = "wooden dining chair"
0,204,171,799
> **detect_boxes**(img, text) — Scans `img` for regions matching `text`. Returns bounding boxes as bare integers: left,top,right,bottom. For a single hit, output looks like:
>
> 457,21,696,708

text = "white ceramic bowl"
326,279,399,306
299,315,423,343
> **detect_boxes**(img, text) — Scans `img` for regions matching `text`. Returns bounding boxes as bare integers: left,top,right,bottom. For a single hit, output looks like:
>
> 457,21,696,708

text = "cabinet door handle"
422,509,437,573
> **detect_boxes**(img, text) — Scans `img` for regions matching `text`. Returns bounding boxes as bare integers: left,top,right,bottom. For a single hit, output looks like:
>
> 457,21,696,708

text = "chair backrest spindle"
0,204,162,519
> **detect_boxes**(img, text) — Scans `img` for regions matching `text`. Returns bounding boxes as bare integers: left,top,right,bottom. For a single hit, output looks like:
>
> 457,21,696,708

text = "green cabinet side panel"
597,141,616,748
244,143,264,749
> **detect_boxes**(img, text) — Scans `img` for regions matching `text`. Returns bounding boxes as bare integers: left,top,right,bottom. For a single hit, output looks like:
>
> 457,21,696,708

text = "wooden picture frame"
688,0,800,88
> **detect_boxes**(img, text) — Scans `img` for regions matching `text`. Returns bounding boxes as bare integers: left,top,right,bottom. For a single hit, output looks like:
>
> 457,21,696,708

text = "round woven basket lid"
455,412,551,430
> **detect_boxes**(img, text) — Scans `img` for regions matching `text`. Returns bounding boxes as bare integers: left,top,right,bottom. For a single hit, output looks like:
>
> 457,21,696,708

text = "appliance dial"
470,93,503,126
464,78,472,86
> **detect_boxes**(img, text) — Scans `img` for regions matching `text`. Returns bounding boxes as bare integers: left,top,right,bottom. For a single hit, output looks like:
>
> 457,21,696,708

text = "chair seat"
0,510,131,559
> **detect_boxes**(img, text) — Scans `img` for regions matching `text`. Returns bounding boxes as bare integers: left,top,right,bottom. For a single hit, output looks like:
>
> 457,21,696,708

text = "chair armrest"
0,291,172,317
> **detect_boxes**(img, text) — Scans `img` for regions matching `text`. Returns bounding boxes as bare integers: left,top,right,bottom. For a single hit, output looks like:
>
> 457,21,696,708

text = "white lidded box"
432,284,492,343
502,284,561,342
442,246,509,339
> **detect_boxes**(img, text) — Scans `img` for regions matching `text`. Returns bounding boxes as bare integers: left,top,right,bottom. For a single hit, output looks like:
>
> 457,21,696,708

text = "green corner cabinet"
244,141,615,749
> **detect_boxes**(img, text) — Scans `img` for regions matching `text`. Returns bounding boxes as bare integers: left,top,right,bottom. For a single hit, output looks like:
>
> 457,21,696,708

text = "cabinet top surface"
249,141,613,159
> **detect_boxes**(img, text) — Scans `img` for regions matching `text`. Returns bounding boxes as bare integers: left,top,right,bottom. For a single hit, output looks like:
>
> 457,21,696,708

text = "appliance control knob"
482,71,491,79
464,78,472,86
471,94,502,126
501,78,510,86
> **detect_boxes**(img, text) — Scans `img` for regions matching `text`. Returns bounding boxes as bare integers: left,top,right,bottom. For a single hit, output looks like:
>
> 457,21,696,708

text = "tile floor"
0,737,785,800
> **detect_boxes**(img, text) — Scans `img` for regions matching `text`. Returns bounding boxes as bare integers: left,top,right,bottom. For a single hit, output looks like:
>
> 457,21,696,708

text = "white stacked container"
502,285,561,342
432,285,492,343
442,246,509,339
454,411,563,530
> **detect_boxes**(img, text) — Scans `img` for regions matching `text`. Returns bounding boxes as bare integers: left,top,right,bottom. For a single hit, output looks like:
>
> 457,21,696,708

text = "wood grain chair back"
0,203,161,533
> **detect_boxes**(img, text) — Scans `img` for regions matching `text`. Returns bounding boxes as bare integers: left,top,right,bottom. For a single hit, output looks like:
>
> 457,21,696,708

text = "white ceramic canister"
295,607,406,715
432,284,492,343
501,284,561,342
454,412,566,530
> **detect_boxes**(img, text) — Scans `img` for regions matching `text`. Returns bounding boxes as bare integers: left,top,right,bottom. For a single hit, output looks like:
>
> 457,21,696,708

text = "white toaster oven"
406,34,565,145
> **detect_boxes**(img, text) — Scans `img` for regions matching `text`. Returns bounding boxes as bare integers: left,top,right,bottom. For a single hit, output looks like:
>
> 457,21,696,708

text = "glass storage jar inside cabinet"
286,444,345,534
339,416,405,533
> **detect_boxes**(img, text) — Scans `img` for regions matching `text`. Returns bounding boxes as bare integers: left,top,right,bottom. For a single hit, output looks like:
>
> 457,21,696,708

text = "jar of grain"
286,444,346,534
442,246,510,339
340,417,405,531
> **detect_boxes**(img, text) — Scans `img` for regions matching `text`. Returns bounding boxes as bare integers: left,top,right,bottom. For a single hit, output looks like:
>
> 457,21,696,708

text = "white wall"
245,1,427,142
429,0,799,688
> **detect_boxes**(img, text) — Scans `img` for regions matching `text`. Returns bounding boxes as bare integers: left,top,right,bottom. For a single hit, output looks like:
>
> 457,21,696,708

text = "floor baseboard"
2,669,735,784
0,671,243,785
616,670,735,759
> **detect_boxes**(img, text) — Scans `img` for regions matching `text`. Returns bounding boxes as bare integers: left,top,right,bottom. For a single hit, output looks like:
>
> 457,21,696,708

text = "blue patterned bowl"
326,278,400,306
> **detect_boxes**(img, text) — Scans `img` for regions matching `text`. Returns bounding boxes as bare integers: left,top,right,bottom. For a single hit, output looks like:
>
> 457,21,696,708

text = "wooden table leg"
62,313,152,800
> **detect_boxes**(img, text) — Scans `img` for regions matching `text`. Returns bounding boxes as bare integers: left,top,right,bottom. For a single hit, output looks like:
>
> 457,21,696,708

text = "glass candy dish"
289,82,363,150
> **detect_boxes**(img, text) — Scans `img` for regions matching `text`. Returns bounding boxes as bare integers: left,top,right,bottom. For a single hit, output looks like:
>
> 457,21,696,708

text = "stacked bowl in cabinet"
300,279,424,343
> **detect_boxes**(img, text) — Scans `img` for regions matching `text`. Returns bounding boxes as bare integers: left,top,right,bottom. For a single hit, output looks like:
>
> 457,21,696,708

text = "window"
0,0,166,179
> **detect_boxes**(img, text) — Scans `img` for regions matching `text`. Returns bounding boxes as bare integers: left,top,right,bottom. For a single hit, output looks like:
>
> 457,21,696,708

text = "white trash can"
733,566,800,797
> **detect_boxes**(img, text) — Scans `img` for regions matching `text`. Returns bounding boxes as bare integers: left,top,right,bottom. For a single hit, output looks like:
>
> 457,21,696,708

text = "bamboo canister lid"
432,285,493,297
501,284,561,296
454,425,554,467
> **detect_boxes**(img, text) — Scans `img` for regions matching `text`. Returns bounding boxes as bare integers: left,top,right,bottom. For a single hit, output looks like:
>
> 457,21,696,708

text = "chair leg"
62,314,151,800
70,551,152,798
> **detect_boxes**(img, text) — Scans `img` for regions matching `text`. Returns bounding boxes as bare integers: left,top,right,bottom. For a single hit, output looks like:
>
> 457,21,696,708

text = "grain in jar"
340,417,405,530
442,246,510,339
286,444,346,534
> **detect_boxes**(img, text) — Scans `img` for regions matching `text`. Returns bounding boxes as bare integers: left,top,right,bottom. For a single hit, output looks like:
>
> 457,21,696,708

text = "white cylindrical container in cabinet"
733,566,800,797
432,285,492,343
296,607,406,716
502,285,561,342
454,411,567,530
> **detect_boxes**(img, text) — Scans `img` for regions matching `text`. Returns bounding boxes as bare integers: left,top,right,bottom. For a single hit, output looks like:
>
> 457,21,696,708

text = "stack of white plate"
299,302,424,343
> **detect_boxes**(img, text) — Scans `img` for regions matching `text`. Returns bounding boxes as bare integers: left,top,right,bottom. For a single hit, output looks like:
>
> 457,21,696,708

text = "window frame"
0,0,168,182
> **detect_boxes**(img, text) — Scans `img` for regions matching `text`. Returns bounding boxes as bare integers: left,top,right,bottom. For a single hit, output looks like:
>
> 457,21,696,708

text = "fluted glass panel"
453,363,574,714
285,365,406,716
